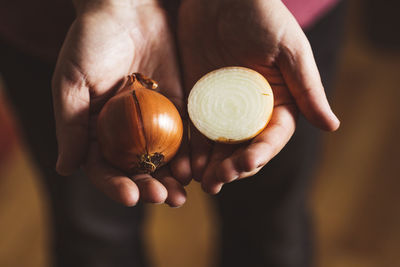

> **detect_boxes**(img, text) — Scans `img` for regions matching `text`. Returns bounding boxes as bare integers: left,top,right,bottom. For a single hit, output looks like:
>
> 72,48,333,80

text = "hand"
52,0,190,207
178,0,340,194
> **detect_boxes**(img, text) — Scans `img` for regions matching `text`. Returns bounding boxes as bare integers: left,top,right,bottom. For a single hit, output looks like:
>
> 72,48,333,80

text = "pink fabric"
283,0,340,28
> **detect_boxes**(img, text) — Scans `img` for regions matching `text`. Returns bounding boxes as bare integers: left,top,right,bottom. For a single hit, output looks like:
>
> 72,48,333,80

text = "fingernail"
331,114,341,131
55,155,68,176
215,183,223,194
204,183,223,195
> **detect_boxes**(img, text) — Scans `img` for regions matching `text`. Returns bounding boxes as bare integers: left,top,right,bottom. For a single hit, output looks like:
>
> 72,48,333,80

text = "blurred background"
1,0,399,266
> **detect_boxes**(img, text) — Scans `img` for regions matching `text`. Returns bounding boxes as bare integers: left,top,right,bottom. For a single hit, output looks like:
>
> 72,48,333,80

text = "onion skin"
97,73,183,174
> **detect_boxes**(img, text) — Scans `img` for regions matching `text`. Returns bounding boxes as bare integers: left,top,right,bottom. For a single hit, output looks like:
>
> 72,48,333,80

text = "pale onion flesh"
188,67,274,143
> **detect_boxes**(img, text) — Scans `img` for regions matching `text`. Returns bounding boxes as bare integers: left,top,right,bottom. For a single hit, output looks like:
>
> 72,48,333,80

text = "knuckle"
217,161,238,183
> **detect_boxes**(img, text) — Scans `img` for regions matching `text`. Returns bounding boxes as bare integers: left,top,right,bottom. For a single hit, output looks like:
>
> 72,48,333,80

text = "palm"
178,0,339,193
58,6,181,111
53,4,188,206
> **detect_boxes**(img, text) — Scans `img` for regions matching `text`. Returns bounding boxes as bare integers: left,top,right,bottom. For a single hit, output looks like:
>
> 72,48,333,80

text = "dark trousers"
215,3,347,267
0,2,346,267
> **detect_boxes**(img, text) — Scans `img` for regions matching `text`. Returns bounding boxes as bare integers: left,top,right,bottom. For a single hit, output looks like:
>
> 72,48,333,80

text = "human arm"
52,0,190,206
178,0,340,193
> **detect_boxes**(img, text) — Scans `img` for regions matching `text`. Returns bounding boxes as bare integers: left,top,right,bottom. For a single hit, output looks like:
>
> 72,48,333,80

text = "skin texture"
178,0,340,194
52,0,190,207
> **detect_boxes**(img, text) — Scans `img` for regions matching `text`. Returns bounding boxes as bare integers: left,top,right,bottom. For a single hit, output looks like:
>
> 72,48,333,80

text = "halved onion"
188,67,274,143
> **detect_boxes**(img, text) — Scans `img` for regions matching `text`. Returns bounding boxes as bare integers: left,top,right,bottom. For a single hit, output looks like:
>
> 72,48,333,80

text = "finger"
179,62,213,182
170,144,192,185
84,142,140,207
278,34,340,131
52,68,90,175
155,168,187,207
216,104,298,183
201,143,236,194
170,119,192,185
219,165,263,183
131,173,168,204
216,146,265,184
202,181,223,196
157,70,193,185
159,177,187,207
190,126,213,181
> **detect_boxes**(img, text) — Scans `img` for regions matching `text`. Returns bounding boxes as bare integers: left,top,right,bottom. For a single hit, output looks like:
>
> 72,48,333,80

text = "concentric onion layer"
188,67,274,143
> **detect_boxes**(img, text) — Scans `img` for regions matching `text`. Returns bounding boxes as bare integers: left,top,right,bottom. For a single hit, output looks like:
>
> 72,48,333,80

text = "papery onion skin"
97,73,183,174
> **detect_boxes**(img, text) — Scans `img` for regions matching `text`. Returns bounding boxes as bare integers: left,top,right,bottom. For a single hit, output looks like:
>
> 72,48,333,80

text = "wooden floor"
1,0,400,266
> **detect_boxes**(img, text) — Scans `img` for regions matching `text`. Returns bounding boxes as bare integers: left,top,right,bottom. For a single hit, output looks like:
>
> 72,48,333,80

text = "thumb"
52,69,90,176
278,32,340,131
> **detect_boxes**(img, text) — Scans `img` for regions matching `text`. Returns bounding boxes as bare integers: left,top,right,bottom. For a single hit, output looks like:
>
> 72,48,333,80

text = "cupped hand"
52,0,190,207
178,0,340,194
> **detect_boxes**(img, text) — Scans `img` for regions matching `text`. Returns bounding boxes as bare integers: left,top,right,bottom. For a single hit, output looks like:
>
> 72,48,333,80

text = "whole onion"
97,73,183,174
